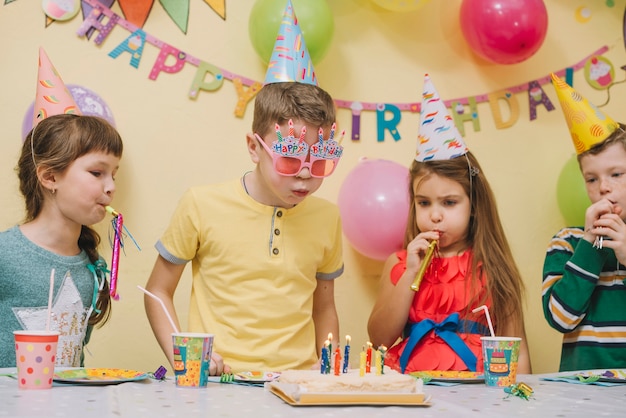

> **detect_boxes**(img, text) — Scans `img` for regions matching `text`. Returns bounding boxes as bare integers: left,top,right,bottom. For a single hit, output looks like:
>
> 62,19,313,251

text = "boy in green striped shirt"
543,73,626,371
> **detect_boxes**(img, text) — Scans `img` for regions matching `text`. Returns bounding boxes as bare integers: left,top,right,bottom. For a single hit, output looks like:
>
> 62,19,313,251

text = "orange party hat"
550,72,619,154
32,47,80,128
263,0,317,86
415,74,468,162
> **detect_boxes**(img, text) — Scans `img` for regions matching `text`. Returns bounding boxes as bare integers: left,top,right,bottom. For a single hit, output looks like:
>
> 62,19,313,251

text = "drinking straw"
46,269,55,331
472,305,495,337
136,285,179,333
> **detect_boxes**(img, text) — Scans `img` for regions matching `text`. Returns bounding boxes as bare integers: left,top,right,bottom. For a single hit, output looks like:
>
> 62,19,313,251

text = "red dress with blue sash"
384,249,492,373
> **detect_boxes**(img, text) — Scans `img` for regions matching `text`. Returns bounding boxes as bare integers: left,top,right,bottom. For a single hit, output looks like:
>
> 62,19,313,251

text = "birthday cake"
277,367,422,393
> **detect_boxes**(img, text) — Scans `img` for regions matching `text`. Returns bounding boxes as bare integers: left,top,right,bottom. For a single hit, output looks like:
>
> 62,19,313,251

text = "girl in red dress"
368,75,531,375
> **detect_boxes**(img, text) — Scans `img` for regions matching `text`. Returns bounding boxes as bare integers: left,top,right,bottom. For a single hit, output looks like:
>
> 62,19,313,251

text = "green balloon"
556,154,591,226
248,0,334,65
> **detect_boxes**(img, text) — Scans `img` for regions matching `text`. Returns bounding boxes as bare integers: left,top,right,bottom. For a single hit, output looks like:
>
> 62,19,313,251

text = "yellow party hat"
550,72,619,154
32,47,81,128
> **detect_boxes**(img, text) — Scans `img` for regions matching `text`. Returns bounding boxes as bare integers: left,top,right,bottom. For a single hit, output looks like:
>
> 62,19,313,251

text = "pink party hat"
32,47,80,128
550,73,619,155
415,74,468,162
263,0,317,86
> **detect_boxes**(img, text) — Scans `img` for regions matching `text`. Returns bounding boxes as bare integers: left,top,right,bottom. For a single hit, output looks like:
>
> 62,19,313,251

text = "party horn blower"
411,240,437,291
106,206,123,300
105,205,119,217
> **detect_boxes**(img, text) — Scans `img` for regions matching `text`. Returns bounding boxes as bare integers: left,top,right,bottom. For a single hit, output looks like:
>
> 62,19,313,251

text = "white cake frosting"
278,367,422,393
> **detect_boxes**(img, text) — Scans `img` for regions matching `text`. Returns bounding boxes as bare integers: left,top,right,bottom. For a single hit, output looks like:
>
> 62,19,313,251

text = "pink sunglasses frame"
254,133,340,178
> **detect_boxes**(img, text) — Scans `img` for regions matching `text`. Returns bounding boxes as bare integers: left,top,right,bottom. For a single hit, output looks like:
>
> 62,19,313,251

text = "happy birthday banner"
78,0,618,142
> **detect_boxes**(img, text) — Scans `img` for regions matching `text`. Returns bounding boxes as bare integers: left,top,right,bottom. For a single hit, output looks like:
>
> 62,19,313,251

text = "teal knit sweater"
0,226,97,367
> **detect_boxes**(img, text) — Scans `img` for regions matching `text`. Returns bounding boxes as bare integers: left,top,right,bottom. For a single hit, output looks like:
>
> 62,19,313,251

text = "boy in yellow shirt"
144,1,344,374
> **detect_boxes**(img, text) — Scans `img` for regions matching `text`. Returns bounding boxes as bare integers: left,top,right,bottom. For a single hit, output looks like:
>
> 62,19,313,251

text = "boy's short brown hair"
252,82,336,137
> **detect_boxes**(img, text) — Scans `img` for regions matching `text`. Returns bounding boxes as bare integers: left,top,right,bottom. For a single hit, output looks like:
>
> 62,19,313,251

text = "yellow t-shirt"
157,179,343,372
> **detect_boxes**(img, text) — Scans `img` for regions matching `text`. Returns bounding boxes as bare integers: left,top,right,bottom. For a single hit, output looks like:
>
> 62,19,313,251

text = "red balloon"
459,0,548,65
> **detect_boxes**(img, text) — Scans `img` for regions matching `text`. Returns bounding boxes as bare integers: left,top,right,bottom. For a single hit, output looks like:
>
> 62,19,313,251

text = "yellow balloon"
370,0,431,12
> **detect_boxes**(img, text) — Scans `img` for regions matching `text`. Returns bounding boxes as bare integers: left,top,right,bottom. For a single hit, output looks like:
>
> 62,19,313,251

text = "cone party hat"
550,72,619,154
263,0,317,86
32,47,80,128
415,74,468,162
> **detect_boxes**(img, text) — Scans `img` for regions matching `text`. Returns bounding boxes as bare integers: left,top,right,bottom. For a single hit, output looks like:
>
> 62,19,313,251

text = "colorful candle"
334,347,341,376
359,348,366,377
380,345,387,374
375,349,382,375
326,333,333,374
365,342,373,373
320,340,329,374
342,335,351,373
324,351,335,374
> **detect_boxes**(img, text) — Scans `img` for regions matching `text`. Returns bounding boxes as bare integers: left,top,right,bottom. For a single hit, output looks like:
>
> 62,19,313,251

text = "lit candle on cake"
342,335,351,373
334,347,341,376
380,345,387,374
320,340,329,374
359,347,366,377
375,349,382,375
327,333,333,374
365,342,373,373
326,339,332,374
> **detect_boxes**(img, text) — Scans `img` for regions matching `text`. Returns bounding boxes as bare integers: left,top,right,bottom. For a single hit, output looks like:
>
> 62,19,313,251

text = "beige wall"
1,0,624,374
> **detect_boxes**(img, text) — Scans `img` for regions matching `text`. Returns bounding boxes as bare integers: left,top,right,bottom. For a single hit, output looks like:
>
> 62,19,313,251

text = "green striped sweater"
542,227,626,371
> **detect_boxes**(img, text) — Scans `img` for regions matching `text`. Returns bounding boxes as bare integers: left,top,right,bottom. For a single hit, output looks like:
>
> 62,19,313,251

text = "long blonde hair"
404,151,525,332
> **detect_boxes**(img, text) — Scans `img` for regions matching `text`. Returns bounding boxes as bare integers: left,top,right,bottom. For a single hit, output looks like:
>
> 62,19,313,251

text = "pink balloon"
459,0,548,65
338,159,410,261
21,84,116,141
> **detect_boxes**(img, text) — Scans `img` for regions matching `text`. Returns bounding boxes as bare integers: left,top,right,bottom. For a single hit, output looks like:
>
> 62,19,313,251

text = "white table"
1,369,624,418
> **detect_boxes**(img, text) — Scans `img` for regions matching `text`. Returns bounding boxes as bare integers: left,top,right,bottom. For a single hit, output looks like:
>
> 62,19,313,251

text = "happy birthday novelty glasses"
254,120,344,178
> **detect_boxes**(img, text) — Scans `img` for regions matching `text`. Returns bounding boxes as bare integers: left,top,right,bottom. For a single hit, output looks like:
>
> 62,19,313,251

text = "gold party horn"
410,240,437,291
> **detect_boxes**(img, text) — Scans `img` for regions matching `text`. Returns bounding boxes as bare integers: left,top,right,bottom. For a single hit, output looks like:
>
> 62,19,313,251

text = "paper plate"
234,371,281,382
54,368,149,385
410,370,484,383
